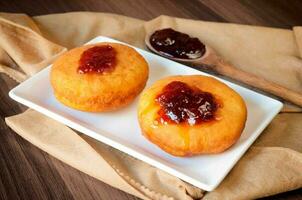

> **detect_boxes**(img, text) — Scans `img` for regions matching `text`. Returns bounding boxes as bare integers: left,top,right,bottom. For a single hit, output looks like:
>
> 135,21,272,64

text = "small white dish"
9,36,283,191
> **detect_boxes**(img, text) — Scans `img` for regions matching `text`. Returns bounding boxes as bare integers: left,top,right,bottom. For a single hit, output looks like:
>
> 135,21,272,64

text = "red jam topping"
78,45,116,74
156,81,218,126
149,28,206,59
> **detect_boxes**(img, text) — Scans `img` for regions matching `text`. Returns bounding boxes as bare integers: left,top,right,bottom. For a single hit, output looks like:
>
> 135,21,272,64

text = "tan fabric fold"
0,63,27,82
293,27,302,58
5,110,149,200
1,12,302,200
0,15,66,75
33,12,145,49
203,147,302,200
0,12,41,34
254,113,302,152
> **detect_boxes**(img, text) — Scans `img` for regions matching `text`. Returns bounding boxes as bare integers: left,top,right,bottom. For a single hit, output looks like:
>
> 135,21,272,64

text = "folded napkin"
1,12,302,200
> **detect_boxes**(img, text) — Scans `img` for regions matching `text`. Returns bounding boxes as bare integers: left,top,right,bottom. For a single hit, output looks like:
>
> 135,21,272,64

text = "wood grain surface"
0,0,301,199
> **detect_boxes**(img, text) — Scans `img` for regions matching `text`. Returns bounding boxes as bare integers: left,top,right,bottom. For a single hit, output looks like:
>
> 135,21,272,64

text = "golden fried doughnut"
51,42,149,112
138,75,247,156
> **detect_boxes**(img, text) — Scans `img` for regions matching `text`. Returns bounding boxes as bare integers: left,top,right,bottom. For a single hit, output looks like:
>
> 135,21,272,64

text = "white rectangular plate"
9,36,283,191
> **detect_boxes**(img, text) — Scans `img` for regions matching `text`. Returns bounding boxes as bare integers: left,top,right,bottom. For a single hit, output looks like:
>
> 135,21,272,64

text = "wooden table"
0,0,301,199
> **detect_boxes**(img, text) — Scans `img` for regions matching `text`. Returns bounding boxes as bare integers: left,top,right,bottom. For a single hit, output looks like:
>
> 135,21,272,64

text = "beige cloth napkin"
1,12,302,200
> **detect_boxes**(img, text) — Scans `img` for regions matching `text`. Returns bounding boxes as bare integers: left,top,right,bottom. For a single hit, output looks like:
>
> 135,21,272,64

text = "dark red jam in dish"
156,81,218,126
149,28,206,59
78,45,116,74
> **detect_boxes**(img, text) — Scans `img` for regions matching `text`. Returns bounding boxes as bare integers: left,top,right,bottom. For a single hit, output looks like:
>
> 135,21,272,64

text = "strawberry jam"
78,45,116,74
149,28,206,59
156,81,217,126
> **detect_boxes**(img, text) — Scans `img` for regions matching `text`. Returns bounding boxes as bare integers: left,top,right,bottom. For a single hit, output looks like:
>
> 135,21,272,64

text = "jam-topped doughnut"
51,42,149,112
138,75,247,156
